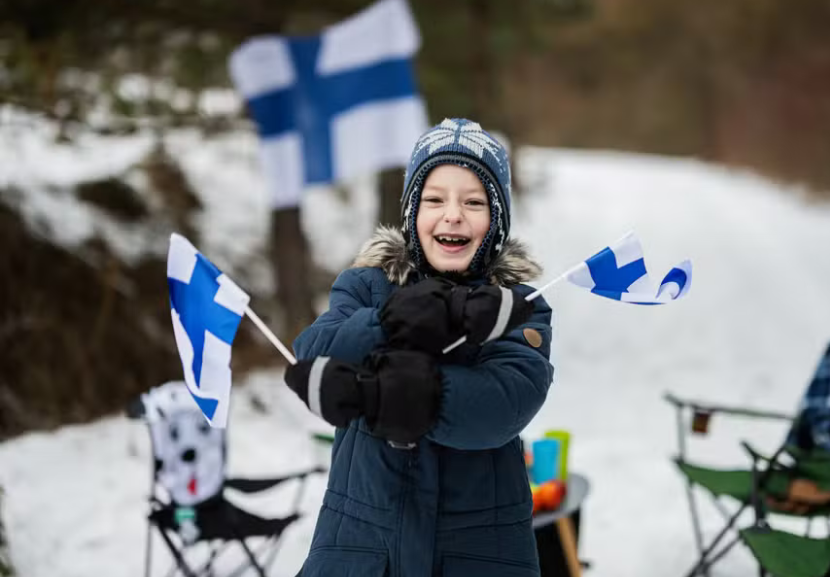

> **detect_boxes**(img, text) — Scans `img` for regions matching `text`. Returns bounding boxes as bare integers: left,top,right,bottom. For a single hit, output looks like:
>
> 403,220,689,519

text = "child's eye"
422,197,443,204
466,199,487,207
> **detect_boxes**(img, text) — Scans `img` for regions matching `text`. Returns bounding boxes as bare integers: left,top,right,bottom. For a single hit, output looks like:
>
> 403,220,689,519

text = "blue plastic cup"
532,438,561,484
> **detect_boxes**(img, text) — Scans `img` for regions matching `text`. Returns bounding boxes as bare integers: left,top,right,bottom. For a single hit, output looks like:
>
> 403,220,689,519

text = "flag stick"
244,305,297,365
525,261,584,302
441,261,584,355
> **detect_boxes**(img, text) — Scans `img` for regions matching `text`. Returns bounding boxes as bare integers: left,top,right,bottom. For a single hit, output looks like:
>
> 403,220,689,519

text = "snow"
2,119,830,576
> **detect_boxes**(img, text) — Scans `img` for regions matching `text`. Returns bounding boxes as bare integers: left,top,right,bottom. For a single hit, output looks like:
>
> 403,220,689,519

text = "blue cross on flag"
167,234,250,427
566,232,692,305
229,0,428,209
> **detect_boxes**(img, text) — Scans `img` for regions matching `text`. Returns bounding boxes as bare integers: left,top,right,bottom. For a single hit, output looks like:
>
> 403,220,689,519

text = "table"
532,474,590,577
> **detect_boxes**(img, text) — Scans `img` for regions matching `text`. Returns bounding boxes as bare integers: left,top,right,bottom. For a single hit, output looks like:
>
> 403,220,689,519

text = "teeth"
437,236,469,245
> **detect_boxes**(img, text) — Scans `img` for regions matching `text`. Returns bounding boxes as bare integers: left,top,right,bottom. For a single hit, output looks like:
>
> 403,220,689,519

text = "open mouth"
435,235,470,247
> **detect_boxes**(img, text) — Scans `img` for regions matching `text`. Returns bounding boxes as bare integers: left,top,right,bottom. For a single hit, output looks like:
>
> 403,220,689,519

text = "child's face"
416,164,491,273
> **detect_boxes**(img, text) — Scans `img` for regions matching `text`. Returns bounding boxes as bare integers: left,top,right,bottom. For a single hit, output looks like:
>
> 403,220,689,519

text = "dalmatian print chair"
130,381,323,577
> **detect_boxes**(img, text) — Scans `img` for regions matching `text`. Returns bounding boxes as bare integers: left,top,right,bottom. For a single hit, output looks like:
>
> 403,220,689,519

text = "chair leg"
223,538,277,577
683,504,747,577
205,542,219,577
673,404,710,577
263,535,285,572
292,474,308,513
712,496,732,524
162,558,180,577
684,480,709,577
156,527,199,577
189,542,237,577
237,538,267,577
696,534,741,576
144,518,154,577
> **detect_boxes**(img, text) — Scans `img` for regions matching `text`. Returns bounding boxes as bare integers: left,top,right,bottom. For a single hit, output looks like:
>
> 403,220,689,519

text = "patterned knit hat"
400,118,512,276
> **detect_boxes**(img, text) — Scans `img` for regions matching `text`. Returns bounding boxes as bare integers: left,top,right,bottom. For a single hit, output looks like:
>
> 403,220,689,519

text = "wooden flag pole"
441,261,581,355
244,305,297,365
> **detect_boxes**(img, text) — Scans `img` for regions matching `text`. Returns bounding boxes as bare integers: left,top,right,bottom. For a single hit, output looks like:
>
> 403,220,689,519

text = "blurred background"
1,0,830,575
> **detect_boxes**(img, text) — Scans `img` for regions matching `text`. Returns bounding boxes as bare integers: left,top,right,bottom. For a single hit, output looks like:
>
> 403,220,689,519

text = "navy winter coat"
293,228,555,577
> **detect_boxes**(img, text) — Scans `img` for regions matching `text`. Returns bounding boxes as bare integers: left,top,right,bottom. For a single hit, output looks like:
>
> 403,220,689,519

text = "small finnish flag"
566,232,692,305
167,234,250,427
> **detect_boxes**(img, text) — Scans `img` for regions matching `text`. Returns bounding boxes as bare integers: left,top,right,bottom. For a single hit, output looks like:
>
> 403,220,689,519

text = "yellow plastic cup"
544,430,571,480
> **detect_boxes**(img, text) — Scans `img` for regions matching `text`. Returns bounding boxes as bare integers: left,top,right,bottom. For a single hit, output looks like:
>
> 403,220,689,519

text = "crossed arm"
292,268,554,449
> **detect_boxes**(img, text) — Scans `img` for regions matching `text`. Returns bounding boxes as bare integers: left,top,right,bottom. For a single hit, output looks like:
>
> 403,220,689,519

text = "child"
285,118,554,577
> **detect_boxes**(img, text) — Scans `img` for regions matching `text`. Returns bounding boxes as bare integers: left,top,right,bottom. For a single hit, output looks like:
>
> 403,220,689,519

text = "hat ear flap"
468,178,507,274
401,180,425,271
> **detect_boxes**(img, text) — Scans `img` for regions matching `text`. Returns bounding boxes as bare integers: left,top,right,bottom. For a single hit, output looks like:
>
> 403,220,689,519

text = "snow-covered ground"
2,118,830,576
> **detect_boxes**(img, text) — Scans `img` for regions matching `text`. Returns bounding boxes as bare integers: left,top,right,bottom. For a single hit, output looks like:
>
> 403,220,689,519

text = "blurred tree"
377,168,403,229
0,0,595,353
5,0,830,439
3,0,830,351
0,0,365,344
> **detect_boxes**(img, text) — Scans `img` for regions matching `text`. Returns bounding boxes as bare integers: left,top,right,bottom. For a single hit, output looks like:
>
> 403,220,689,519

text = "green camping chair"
737,443,830,577
664,394,830,577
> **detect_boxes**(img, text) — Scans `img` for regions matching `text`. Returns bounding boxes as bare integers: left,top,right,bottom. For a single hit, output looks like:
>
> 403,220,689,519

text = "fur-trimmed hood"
351,226,542,286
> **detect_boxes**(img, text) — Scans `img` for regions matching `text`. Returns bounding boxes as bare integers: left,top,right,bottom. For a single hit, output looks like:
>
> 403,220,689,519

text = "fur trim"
351,226,543,286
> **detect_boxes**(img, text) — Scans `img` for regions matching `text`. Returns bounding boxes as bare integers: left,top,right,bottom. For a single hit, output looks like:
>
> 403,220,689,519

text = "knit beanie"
400,118,512,276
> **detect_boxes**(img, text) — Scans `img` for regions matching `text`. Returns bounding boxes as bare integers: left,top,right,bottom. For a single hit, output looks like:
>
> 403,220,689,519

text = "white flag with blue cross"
566,232,692,305
167,234,250,427
229,0,428,209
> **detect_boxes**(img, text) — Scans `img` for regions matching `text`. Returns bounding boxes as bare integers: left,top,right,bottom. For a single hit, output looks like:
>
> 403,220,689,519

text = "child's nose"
443,201,463,222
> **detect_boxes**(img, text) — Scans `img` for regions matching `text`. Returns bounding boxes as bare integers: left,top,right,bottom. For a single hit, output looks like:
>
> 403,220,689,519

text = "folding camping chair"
737,443,830,577
128,381,325,577
664,395,830,577
666,343,830,576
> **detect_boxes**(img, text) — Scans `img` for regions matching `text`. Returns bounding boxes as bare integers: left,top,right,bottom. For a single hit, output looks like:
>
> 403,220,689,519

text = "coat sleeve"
292,268,387,365
426,288,554,450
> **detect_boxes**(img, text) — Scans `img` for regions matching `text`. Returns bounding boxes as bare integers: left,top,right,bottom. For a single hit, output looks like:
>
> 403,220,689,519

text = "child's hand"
284,351,442,445
380,277,458,353
284,358,377,428
463,286,535,344
366,349,442,444
381,279,535,352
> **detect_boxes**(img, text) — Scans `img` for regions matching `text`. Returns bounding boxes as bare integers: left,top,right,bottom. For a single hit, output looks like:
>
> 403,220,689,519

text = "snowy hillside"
2,125,830,576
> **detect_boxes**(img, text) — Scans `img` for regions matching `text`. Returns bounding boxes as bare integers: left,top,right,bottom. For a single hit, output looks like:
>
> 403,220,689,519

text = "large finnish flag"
229,0,428,209
167,234,250,427
566,232,692,305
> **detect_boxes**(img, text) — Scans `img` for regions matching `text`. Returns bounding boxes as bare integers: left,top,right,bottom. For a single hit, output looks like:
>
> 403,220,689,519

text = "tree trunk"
468,0,523,195
377,168,404,228
270,208,317,346
469,0,495,122
262,5,319,350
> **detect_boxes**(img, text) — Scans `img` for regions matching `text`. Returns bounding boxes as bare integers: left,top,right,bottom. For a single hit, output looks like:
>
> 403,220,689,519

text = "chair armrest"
664,392,794,422
740,441,800,469
740,439,798,526
225,467,326,493
740,441,767,463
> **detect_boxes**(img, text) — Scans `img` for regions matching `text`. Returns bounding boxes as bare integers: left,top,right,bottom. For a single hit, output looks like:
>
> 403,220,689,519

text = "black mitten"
365,349,443,445
379,277,458,354
462,285,535,344
284,358,378,428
